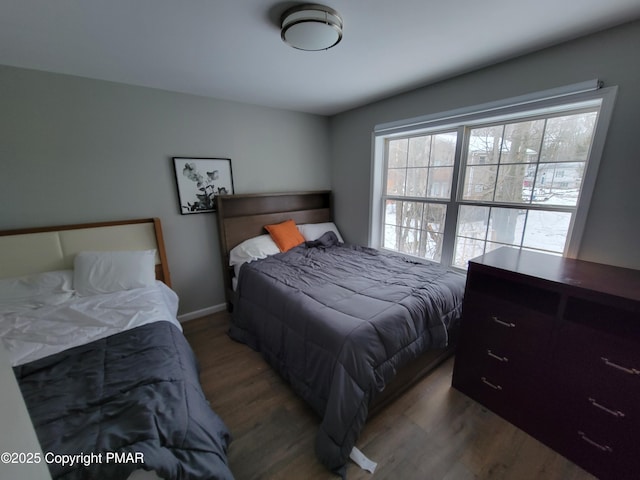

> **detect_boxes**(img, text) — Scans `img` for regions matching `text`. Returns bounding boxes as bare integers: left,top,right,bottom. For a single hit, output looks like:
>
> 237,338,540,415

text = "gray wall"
2,19,639,318
330,20,640,270
0,66,331,314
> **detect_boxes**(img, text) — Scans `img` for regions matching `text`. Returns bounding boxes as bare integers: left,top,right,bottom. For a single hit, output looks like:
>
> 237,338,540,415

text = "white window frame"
370,81,617,268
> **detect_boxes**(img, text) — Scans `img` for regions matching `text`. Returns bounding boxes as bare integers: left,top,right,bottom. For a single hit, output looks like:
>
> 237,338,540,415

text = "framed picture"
172,157,234,214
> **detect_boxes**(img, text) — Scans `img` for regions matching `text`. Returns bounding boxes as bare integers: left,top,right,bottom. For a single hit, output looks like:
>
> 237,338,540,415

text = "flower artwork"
183,163,218,211
173,158,234,214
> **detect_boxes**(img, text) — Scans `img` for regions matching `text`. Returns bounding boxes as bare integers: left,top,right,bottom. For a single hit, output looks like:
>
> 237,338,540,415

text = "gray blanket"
230,240,465,474
14,321,234,480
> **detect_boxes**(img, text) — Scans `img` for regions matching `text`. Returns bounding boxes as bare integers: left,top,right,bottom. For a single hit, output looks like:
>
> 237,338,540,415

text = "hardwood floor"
182,312,596,480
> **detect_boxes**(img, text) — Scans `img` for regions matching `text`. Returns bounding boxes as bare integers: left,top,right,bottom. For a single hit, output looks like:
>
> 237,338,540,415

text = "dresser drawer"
560,373,640,432
452,361,525,424
452,360,556,439
559,389,636,445
455,339,546,384
554,409,637,480
460,291,554,354
556,323,640,413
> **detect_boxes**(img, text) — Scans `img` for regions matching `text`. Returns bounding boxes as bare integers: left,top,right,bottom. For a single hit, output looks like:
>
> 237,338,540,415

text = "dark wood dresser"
451,247,640,480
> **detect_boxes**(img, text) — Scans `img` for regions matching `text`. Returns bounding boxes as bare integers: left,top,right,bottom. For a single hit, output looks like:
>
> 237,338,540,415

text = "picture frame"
172,157,234,214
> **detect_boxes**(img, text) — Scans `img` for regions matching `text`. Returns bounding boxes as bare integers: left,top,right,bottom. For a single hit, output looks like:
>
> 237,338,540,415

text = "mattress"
0,281,180,366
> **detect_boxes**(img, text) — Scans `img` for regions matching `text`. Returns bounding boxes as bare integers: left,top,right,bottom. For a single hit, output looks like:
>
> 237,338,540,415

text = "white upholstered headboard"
0,218,171,286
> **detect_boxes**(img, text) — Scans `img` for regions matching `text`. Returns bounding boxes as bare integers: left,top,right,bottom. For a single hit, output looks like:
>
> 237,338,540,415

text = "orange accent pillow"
264,219,305,252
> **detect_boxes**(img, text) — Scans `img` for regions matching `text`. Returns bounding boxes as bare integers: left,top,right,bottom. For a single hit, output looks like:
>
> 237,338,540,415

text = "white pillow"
298,222,344,243
0,270,74,310
229,235,280,277
73,250,156,296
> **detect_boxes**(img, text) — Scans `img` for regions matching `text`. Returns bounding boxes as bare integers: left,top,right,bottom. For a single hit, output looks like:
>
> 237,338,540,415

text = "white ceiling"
2,1,640,116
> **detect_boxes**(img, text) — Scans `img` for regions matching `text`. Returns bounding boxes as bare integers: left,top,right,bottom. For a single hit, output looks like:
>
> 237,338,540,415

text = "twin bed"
216,191,466,475
0,219,233,480
1,192,466,479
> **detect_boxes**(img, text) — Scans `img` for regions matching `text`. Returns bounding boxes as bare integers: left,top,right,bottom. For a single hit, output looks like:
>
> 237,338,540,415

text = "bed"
0,218,234,480
215,191,466,476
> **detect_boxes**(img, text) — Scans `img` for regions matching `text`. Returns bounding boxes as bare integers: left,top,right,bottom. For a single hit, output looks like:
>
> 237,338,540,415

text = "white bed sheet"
0,281,180,367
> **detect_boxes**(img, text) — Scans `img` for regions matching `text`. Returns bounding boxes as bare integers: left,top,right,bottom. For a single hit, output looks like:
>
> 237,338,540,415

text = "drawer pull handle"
588,397,625,418
481,376,502,390
491,316,515,328
487,350,509,362
600,357,640,375
577,431,613,453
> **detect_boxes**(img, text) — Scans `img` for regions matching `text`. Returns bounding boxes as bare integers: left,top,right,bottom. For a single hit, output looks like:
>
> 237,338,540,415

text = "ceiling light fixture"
280,4,343,51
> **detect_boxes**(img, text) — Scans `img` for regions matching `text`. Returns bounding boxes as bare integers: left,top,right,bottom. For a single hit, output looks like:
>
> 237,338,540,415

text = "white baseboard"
178,303,227,323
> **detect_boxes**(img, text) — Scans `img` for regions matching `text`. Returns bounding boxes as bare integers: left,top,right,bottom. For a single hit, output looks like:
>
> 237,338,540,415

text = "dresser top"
470,247,640,303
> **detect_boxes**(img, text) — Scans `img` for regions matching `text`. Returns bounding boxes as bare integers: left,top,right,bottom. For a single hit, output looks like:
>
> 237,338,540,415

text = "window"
383,132,456,261
371,82,616,269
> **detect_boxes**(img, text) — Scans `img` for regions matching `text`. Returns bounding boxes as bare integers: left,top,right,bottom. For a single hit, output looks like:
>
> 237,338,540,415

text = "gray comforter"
14,321,234,480
230,236,465,474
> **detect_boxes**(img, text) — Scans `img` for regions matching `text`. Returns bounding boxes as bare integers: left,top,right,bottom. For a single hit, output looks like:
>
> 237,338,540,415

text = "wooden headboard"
0,218,171,287
215,191,333,310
